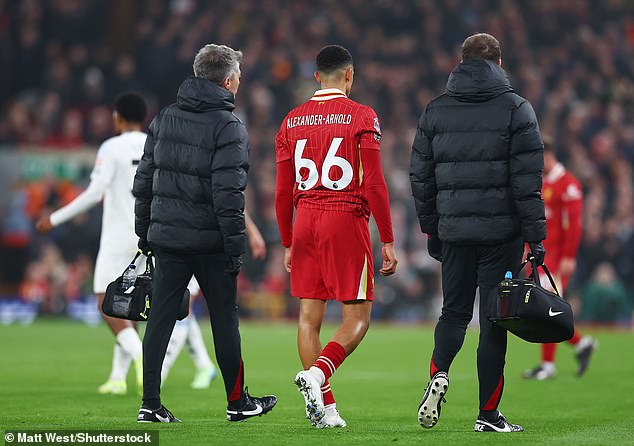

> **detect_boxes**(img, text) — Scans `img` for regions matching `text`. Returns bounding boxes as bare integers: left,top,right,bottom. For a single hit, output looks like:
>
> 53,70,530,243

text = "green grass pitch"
1,320,632,445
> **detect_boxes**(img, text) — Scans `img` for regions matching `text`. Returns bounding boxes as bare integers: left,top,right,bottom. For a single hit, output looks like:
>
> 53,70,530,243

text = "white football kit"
51,131,147,293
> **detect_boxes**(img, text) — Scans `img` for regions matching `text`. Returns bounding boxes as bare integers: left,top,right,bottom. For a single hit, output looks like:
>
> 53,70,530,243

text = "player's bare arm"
245,211,266,259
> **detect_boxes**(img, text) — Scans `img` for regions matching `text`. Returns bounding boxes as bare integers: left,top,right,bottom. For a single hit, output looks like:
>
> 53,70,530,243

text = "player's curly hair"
461,33,501,62
316,45,353,74
114,92,147,123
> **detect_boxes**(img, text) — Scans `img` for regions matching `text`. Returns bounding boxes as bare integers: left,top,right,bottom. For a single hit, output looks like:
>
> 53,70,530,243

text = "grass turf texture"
1,320,632,445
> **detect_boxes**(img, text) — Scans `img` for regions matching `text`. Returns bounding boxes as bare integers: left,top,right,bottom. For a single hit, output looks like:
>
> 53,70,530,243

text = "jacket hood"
446,59,513,103
177,76,235,112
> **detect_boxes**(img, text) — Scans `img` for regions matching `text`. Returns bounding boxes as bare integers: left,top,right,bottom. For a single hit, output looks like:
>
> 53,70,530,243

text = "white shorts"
93,249,147,294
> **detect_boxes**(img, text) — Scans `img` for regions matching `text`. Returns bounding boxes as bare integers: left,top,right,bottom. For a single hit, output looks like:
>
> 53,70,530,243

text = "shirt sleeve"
211,121,249,257
409,106,438,235
357,106,381,151
275,117,292,163
560,177,583,259
50,142,114,226
509,100,546,242
133,119,157,241
359,107,393,243
275,159,295,247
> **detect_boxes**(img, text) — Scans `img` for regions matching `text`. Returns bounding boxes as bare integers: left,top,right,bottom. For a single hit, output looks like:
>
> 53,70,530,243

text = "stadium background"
0,0,632,325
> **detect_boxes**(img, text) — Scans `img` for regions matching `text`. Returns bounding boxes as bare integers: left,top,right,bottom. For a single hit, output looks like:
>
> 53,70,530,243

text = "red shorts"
290,207,374,302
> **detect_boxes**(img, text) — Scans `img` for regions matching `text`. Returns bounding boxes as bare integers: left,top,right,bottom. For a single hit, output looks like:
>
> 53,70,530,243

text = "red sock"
430,358,439,378
314,341,347,382
321,380,336,406
542,343,557,362
567,330,581,345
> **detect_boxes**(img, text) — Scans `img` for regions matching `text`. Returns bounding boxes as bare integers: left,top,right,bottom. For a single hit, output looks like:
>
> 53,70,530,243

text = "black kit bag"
102,252,189,322
488,257,574,343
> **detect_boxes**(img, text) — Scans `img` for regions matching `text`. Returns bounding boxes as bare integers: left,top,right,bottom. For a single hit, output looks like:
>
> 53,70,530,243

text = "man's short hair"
316,45,353,74
114,92,147,123
193,44,243,84
461,33,501,62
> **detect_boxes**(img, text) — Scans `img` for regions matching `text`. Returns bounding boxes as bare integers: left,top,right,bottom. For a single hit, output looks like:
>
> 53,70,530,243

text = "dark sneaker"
417,371,449,428
575,337,598,378
137,405,181,423
475,412,523,432
522,365,555,380
226,387,277,422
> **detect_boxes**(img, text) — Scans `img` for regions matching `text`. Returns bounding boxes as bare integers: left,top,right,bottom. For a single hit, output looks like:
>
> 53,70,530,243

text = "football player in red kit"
523,139,597,381
275,45,397,428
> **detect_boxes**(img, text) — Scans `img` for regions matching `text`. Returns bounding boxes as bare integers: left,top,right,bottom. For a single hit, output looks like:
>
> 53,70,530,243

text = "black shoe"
226,387,277,422
137,405,181,423
576,337,598,377
475,412,523,432
417,371,449,428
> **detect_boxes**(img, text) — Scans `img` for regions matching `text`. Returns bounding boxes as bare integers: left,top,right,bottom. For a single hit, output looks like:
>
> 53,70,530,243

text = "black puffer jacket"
133,77,249,256
410,59,545,244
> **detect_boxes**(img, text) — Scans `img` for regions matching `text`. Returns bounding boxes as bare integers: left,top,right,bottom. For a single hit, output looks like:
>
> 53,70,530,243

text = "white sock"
186,315,214,370
161,318,190,381
541,361,556,373
116,327,143,361
324,403,337,413
108,343,132,382
309,366,326,386
575,336,594,352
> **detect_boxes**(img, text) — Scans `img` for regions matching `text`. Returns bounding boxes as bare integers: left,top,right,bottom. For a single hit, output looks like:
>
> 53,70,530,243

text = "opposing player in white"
36,92,149,395
160,213,266,389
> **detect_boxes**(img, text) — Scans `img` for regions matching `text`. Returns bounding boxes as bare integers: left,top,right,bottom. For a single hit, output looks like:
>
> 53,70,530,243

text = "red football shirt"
543,162,583,270
275,88,393,246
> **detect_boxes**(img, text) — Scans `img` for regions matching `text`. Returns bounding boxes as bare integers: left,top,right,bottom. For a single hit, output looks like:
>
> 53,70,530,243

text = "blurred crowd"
0,0,633,323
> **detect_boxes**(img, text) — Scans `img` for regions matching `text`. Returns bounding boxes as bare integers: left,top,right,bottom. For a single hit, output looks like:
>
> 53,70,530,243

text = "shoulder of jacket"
228,111,244,125
425,93,451,109
507,93,530,109
157,104,175,119
216,113,247,140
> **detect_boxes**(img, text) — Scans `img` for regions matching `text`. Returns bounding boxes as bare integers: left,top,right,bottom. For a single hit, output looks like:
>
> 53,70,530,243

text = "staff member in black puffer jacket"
410,33,545,433
133,44,276,424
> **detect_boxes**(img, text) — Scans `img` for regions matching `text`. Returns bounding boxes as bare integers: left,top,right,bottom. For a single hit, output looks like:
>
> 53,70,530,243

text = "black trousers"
142,250,244,408
431,238,522,412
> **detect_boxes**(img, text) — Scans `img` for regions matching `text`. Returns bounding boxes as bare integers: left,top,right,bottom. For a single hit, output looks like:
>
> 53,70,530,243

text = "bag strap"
518,257,561,297
122,251,155,277
122,251,143,276
144,252,154,276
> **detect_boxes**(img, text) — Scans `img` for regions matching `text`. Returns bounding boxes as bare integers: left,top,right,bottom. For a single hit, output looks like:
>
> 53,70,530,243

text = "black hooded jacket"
133,77,249,256
410,59,546,244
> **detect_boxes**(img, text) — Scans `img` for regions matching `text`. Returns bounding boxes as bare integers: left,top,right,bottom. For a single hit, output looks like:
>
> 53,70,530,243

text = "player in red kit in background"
275,45,397,428
523,138,597,381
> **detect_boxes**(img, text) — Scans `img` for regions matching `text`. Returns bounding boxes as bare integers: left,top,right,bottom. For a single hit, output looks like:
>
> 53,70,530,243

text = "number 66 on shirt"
295,137,353,191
